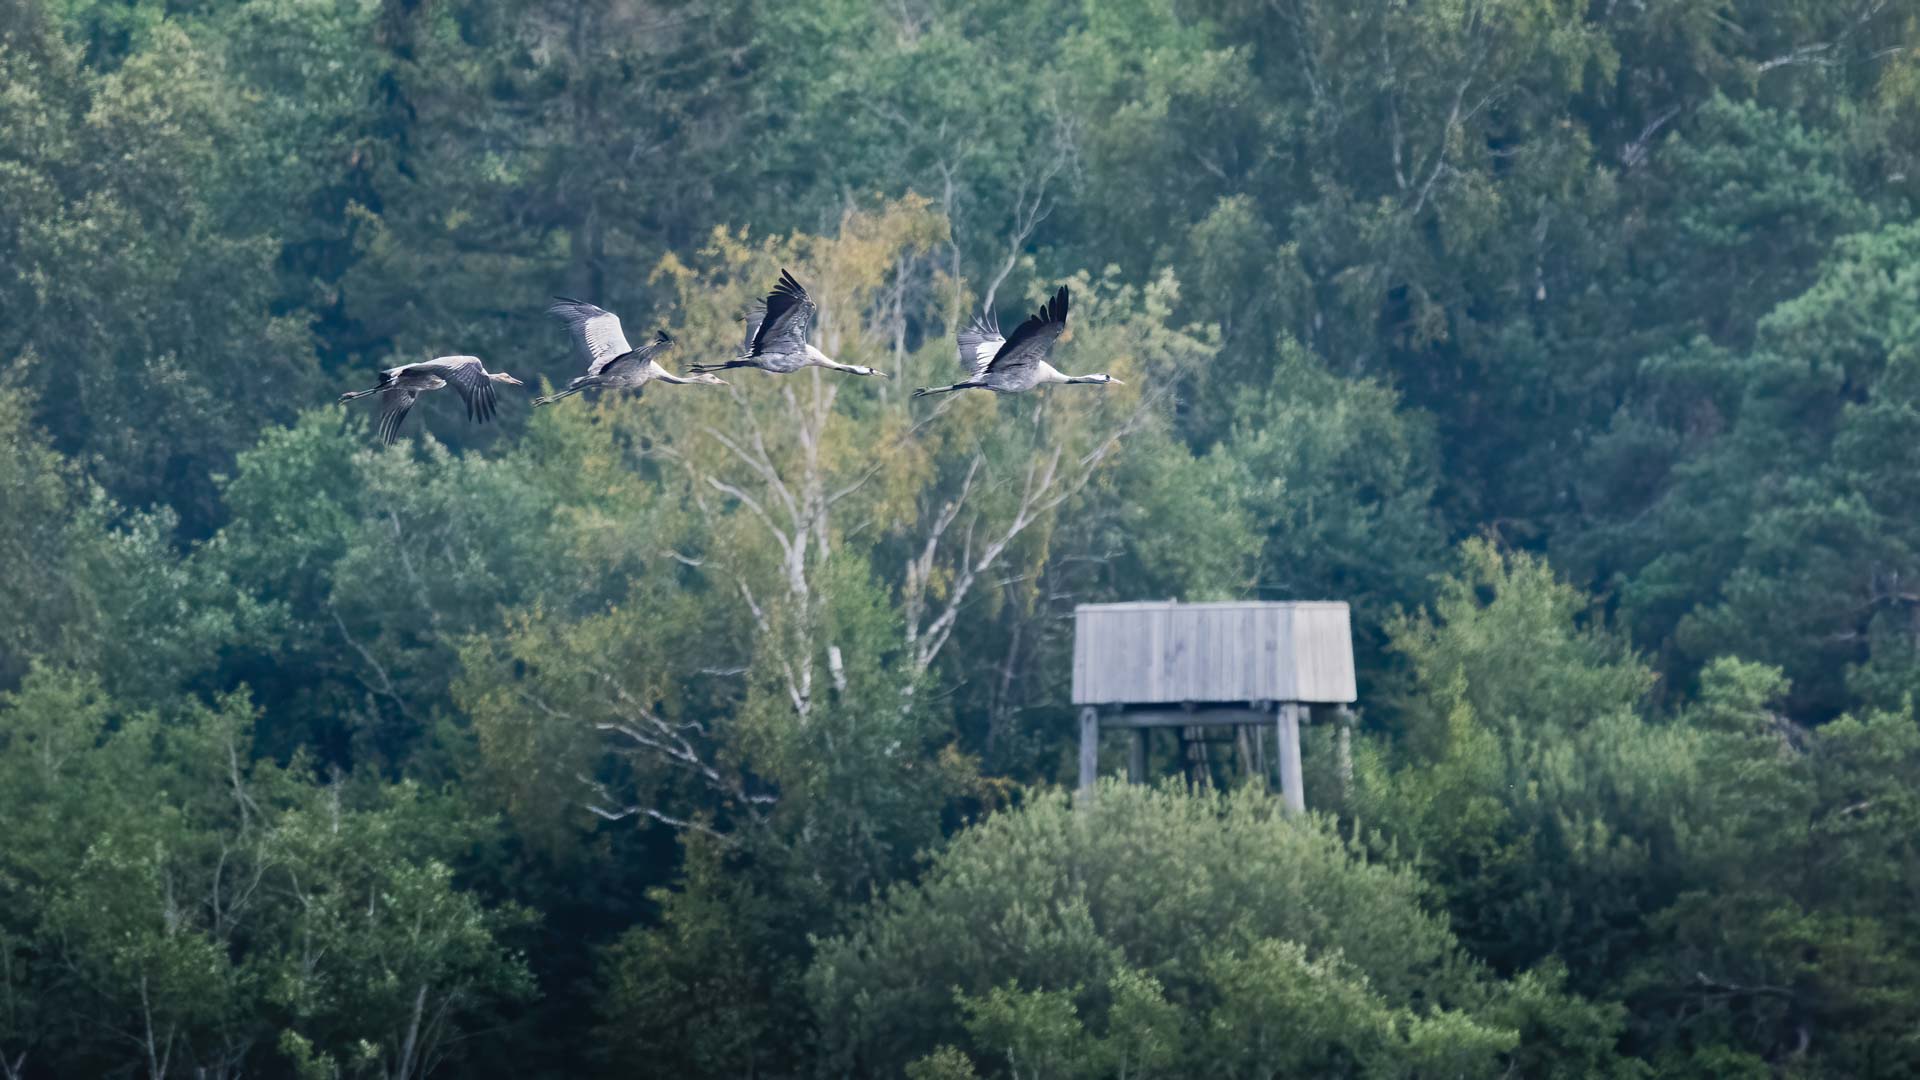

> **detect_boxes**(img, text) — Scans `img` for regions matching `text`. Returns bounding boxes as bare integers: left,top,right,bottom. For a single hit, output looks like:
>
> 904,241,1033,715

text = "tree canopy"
3,0,1918,1074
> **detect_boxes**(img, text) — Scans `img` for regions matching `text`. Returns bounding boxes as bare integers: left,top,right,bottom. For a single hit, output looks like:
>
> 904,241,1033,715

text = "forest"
2,0,1919,1075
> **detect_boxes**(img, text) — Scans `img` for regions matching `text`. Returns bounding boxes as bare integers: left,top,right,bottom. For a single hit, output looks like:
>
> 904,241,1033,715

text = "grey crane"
339,355,524,445
533,297,726,408
689,269,888,379
912,286,1118,398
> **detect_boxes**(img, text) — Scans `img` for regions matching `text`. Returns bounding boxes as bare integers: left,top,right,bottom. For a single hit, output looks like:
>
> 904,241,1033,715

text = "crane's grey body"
534,298,724,407
339,355,523,444
913,285,1119,398
690,269,887,379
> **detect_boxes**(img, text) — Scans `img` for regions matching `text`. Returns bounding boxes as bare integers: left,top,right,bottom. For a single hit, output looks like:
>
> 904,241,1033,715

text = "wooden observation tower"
1072,601,1358,811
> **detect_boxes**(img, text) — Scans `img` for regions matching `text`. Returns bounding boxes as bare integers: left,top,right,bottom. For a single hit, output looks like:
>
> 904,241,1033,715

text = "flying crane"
339,355,524,444
690,269,888,380
534,297,726,407
912,286,1119,398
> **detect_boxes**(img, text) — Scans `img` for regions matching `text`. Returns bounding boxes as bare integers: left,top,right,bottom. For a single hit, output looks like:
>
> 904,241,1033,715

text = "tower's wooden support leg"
1337,705,1354,802
1250,699,1273,791
1078,707,1100,796
1277,703,1305,813
1182,725,1211,789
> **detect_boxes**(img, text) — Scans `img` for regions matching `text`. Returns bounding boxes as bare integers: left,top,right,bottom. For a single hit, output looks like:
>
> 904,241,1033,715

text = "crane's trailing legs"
911,380,987,398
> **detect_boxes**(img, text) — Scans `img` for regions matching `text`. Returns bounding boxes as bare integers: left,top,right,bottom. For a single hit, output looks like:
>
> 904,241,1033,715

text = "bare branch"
703,426,800,527
828,645,848,694
1758,0,1892,73
578,774,741,837
903,454,984,652
328,605,414,722
1410,75,1472,217
906,381,1167,674
1621,103,1683,169
705,477,793,560
1757,43,1835,72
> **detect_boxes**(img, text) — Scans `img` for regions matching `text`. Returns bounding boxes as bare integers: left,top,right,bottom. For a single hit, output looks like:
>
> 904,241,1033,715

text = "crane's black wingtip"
773,268,807,299
654,329,673,346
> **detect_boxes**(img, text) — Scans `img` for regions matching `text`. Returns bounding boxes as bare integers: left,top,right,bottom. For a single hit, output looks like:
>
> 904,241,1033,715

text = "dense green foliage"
2,0,1918,1074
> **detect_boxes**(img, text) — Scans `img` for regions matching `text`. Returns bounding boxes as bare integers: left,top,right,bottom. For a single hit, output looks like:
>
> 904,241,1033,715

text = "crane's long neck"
1039,362,1110,385
802,343,848,371
801,343,878,376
